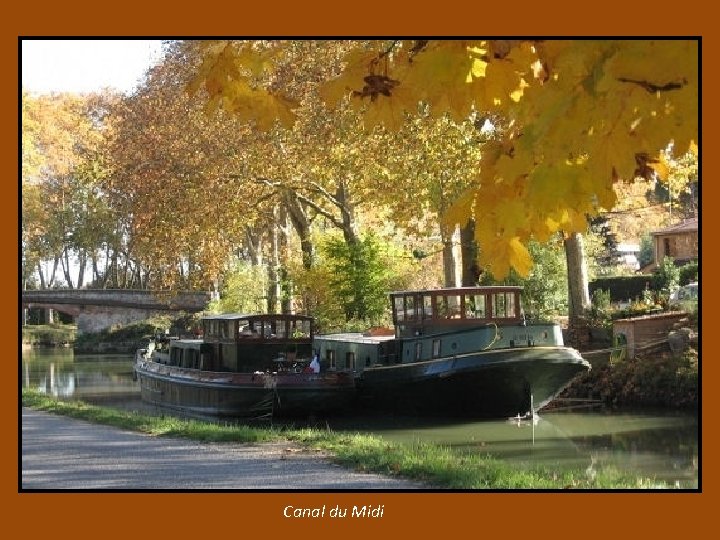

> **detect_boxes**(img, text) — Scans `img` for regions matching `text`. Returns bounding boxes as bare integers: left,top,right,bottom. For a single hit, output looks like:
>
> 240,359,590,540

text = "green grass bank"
22,389,671,490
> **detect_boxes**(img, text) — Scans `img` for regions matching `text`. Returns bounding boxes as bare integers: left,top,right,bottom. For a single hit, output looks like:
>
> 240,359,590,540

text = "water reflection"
22,348,139,400
21,348,698,487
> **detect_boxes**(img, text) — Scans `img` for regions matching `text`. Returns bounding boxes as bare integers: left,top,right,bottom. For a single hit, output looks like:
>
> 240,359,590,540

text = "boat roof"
389,285,523,296
315,332,396,344
201,313,313,320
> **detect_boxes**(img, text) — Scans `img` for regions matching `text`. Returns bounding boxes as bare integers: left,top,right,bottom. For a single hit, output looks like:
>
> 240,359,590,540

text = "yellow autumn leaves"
187,41,297,130
187,39,698,279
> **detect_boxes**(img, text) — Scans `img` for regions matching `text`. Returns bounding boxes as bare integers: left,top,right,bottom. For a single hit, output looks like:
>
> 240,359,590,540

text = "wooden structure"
612,312,689,359
647,217,698,271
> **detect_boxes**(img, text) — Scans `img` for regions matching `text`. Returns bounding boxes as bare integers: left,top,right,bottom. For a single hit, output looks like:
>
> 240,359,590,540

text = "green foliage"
679,261,698,286
22,324,76,346
652,256,681,297
72,314,198,347
289,232,416,330
638,234,655,269
591,289,612,313
482,236,568,318
210,260,267,314
324,233,398,323
590,289,613,328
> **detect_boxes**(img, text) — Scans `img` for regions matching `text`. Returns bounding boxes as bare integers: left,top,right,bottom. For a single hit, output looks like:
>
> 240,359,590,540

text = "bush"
72,314,194,350
679,261,698,286
652,256,681,298
560,349,698,409
22,323,76,346
589,275,653,303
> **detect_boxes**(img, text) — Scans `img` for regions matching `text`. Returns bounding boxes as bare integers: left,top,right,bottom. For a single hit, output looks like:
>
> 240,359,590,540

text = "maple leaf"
319,48,386,108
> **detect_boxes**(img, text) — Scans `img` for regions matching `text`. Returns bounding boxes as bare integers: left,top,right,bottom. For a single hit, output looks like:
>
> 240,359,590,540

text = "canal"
21,348,699,488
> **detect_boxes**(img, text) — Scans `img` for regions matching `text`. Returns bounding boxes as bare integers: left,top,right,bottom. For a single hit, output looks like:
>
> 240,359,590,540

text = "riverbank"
557,348,698,410
22,324,75,348
22,389,674,489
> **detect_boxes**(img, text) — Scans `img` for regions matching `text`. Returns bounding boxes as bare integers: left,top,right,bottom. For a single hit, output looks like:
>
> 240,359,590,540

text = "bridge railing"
21,289,211,311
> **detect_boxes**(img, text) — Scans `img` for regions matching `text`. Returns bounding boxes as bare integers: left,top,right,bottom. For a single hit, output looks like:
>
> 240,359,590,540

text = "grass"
22,389,672,490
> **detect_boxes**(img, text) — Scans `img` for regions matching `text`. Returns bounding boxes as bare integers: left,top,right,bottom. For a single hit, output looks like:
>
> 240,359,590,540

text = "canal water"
21,348,699,488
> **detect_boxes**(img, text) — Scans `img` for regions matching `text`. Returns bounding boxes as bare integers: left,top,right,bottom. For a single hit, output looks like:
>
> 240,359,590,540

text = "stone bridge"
21,289,212,334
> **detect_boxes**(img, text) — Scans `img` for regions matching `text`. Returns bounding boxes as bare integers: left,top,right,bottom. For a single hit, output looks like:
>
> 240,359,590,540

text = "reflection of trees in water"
574,424,697,456
39,372,76,397
24,358,138,398
573,426,698,484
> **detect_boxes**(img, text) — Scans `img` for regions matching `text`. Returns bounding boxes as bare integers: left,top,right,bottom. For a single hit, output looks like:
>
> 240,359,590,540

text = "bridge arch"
21,289,211,334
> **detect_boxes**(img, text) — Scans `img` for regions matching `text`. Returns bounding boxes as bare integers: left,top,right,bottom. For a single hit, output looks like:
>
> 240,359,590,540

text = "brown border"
8,1,714,538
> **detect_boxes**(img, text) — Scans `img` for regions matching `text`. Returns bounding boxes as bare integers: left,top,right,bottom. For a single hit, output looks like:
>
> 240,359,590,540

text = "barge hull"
356,347,590,417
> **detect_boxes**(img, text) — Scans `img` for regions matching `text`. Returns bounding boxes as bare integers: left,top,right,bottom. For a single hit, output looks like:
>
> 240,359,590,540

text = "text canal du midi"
283,504,384,519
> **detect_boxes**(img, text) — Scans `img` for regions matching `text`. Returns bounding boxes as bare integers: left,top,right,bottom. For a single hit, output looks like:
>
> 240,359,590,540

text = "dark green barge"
313,286,590,417
134,314,355,418
135,286,590,418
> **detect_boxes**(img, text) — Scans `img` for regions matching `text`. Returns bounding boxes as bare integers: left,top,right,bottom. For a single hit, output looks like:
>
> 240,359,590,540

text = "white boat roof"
201,313,313,320
389,285,523,295
315,332,396,344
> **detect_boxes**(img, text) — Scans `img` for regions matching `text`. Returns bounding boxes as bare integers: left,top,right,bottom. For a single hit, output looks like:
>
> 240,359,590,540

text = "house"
643,217,698,271
615,243,641,271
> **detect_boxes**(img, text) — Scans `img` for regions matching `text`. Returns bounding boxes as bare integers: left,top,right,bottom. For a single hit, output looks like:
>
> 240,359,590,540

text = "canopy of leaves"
189,39,698,278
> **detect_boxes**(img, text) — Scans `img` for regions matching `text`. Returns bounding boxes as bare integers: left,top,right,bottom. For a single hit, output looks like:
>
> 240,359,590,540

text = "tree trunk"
441,224,462,287
37,262,47,289
245,226,264,267
460,219,481,286
76,250,86,289
266,206,286,314
564,232,591,321
284,191,315,270
61,247,74,289
336,181,360,248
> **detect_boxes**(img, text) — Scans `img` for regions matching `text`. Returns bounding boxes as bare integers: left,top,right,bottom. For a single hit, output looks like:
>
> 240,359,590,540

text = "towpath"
21,408,428,490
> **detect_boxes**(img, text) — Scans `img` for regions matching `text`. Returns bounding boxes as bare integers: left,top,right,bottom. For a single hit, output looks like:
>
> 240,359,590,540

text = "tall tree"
22,91,118,289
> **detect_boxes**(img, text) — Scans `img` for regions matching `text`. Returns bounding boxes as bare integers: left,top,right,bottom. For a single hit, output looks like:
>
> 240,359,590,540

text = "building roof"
651,217,698,236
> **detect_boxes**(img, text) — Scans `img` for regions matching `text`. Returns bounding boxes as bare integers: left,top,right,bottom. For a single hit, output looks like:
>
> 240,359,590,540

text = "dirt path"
21,408,428,490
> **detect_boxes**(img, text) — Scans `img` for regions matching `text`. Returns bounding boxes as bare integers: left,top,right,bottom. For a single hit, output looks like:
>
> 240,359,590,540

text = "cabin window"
405,294,417,320
346,351,355,370
437,295,448,318
394,296,405,321
289,319,311,338
365,356,372,367
505,292,517,317
466,294,487,319
205,320,217,337
326,349,336,370
273,319,287,339
170,348,181,366
447,294,462,318
421,294,433,319
432,339,441,358
237,320,251,337
436,294,463,319
493,293,507,318
415,341,422,361
492,292,517,318
220,321,229,339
